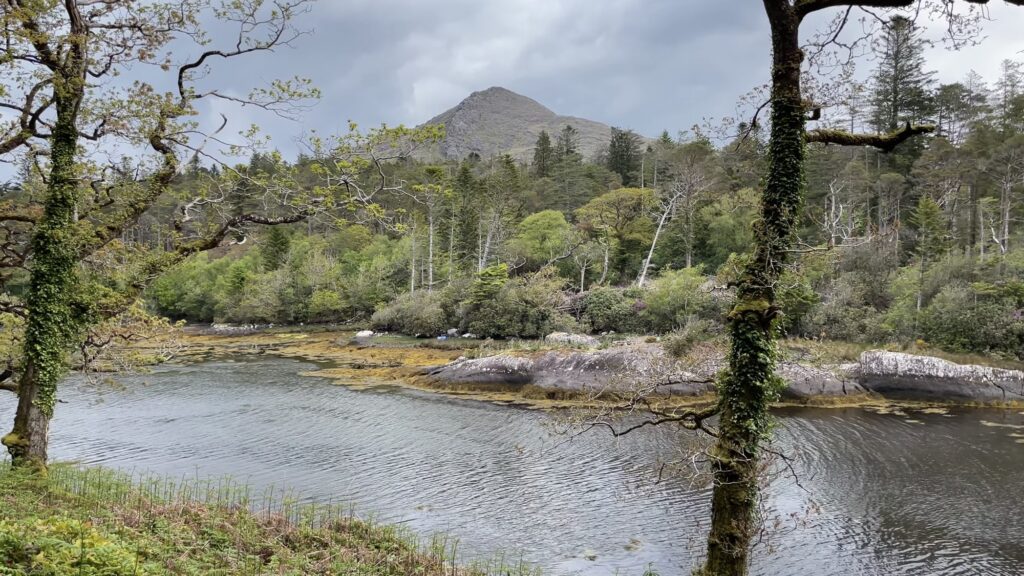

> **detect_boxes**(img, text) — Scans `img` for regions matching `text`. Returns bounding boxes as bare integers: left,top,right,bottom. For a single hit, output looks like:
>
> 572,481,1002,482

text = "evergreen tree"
995,59,1024,132
606,127,642,186
261,227,291,271
452,163,480,266
555,125,580,162
532,130,554,177
870,16,936,132
911,195,949,261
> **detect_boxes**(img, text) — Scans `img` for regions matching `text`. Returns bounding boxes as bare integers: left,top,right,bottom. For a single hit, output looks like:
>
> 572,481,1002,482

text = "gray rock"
544,332,600,347
423,345,1023,404
447,328,460,337
856,350,1024,402
778,362,865,398
461,333,478,339
426,355,534,386
425,344,712,396
354,330,374,338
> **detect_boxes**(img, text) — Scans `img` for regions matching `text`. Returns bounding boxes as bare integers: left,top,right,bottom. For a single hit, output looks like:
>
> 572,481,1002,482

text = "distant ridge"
420,86,630,161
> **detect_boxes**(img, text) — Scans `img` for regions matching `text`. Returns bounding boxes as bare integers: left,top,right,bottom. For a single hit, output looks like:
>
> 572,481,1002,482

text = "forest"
3,2,1024,576
132,27,1024,359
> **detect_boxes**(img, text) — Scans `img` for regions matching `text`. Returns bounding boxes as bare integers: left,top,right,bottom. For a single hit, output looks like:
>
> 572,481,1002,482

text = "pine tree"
261,227,291,271
532,130,554,177
870,16,936,133
555,125,580,162
995,59,1024,132
606,127,642,186
911,195,949,262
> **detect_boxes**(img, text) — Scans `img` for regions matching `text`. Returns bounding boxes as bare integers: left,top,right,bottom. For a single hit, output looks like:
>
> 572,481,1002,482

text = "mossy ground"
0,464,536,575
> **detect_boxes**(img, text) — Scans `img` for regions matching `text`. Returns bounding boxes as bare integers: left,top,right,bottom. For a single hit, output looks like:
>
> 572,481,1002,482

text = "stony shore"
141,327,1024,408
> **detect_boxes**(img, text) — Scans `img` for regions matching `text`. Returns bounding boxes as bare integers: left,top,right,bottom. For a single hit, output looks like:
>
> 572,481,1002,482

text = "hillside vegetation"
137,57,1024,362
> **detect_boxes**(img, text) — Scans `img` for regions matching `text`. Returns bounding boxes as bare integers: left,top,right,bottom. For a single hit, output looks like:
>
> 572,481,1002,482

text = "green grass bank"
0,463,538,575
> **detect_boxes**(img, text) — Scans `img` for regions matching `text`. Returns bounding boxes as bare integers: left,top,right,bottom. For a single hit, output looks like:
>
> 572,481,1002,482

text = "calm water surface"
2,357,1022,575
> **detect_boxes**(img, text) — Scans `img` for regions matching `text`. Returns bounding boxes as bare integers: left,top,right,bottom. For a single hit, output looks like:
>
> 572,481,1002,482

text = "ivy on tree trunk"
698,2,802,573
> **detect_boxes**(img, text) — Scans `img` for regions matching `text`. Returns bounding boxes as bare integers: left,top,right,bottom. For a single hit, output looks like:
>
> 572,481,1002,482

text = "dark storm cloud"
194,0,1024,159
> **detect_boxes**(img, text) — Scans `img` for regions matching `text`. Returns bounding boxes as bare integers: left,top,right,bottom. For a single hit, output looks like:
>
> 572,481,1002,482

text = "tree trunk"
699,2,802,574
428,210,435,291
597,241,610,285
638,203,671,287
4,85,84,468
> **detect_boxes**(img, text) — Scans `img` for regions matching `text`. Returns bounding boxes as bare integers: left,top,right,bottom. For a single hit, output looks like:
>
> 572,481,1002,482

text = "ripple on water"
2,358,1023,576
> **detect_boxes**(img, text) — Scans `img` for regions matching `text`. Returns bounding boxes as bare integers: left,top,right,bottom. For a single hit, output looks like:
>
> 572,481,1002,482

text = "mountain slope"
420,87,623,161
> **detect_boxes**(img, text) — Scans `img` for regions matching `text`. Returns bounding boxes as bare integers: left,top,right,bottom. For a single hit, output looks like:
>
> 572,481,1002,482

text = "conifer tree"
606,127,642,186
870,16,937,132
532,130,555,177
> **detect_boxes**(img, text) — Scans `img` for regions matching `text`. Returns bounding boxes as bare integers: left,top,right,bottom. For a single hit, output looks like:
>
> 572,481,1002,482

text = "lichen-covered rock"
778,362,864,398
425,355,534,385
544,332,600,347
423,346,1023,403
426,345,715,396
354,330,374,338
856,350,1024,402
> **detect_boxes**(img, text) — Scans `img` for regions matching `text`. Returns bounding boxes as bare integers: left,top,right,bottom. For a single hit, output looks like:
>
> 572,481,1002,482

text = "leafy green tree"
0,0,318,468
576,188,655,283
507,210,574,271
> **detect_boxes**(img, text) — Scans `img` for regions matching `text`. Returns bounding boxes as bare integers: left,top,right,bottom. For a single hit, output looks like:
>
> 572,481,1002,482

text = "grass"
0,463,539,575
780,337,1024,371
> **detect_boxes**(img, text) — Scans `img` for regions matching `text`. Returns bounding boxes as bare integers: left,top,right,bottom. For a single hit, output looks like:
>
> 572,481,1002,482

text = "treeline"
148,31,1024,358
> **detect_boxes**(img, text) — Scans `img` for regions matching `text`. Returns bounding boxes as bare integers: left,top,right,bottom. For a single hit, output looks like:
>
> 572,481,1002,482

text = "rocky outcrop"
423,346,1022,404
544,332,600,347
777,362,864,399
855,350,1024,402
424,345,860,399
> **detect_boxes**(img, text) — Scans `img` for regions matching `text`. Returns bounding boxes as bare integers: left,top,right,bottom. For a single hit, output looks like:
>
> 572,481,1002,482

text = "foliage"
465,269,575,339
642,267,716,332
371,291,450,336
261,227,292,271
580,286,645,333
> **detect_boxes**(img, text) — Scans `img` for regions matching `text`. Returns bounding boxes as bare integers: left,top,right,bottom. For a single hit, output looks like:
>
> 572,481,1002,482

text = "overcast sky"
183,1,1024,159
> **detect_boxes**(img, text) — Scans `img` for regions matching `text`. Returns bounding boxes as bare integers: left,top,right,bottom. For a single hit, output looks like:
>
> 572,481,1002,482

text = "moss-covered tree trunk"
699,2,803,574
2,34,86,468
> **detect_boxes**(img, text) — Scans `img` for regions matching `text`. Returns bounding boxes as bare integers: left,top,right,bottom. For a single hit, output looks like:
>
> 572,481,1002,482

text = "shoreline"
122,326,1024,411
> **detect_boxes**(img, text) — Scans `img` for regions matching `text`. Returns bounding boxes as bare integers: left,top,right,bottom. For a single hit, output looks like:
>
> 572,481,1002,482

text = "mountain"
420,87,627,162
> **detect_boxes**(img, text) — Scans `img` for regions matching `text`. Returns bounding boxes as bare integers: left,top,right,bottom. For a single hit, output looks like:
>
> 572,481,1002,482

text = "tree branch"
805,121,935,152
797,0,1023,20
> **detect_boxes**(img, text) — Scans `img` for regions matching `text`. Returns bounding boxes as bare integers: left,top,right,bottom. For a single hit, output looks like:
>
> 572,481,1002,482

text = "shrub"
642,267,716,332
308,289,346,322
465,269,577,339
0,516,148,575
662,317,719,357
581,287,644,333
919,281,1024,358
371,290,449,336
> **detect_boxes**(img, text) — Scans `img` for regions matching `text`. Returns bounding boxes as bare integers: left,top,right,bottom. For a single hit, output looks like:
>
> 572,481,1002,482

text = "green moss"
1,433,26,448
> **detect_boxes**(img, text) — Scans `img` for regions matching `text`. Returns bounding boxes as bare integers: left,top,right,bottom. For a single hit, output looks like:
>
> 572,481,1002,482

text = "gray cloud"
79,1,1024,163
